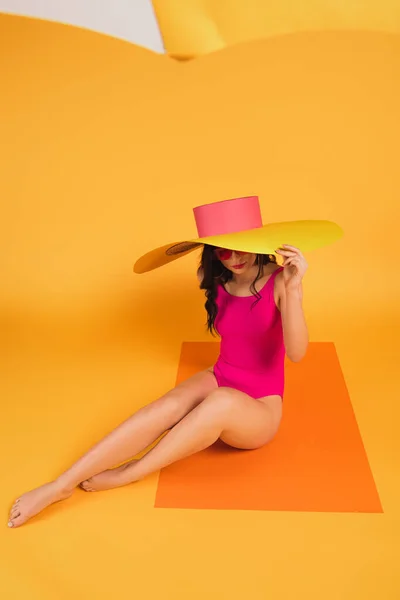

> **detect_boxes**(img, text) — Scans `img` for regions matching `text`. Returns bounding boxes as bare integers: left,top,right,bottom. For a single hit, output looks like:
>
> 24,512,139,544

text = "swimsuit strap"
256,266,283,301
261,266,283,291
271,266,284,279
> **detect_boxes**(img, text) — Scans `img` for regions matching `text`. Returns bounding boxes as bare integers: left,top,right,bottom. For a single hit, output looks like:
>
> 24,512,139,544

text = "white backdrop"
0,0,165,53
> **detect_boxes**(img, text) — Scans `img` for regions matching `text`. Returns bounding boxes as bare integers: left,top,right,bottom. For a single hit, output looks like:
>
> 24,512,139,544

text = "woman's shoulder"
270,264,284,288
263,263,283,284
271,264,284,278
263,264,284,300
269,262,283,274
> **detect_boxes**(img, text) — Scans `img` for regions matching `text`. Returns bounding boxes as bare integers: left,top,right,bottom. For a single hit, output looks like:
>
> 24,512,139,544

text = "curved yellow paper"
133,220,343,274
152,0,400,59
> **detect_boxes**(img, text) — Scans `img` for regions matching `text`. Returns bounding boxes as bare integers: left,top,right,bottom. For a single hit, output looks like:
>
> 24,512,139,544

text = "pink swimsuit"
213,267,285,399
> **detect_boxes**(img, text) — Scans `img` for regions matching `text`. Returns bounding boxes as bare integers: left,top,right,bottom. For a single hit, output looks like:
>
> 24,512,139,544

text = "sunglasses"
214,248,247,261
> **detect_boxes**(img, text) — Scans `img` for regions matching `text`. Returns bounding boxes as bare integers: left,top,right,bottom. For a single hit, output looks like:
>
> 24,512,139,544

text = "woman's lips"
233,263,246,269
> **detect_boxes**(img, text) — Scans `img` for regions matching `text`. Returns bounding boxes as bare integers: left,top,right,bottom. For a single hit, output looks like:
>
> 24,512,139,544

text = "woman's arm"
275,245,309,363
276,276,309,362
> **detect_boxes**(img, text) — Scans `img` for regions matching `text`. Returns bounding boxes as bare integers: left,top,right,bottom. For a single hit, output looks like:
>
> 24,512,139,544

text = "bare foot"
8,482,73,528
80,459,140,492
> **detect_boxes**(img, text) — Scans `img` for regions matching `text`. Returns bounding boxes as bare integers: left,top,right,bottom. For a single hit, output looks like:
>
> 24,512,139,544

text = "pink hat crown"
165,196,263,257
193,196,263,237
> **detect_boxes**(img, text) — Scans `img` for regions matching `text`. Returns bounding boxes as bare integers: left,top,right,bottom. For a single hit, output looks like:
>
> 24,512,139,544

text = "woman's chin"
230,264,248,273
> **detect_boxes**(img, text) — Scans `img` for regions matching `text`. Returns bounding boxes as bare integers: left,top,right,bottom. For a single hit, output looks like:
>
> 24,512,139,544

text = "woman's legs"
8,370,218,528
81,389,282,492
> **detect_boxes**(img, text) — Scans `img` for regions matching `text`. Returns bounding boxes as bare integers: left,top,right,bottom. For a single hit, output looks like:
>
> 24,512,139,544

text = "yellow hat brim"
133,220,343,274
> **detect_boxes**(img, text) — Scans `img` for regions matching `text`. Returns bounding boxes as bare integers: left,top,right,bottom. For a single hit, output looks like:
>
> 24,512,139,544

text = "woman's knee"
147,391,186,422
201,387,237,416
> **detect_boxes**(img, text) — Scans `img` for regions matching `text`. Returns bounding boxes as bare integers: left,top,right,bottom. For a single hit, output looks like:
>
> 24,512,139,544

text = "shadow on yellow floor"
0,14,399,600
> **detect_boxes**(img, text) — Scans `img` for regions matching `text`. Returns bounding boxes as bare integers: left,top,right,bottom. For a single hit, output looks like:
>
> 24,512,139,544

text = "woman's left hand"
276,244,308,289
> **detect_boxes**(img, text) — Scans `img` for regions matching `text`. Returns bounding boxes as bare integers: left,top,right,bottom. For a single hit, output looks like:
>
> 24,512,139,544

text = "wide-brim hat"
133,196,343,274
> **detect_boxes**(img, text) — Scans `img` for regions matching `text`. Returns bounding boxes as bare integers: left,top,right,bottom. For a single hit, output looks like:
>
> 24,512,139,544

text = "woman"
8,196,339,528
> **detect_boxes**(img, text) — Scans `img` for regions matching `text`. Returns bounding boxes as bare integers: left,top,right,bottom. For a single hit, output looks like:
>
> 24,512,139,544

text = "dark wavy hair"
198,245,277,335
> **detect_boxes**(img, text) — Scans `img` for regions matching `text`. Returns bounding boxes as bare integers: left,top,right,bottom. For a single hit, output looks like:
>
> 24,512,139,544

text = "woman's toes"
9,514,25,528
79,481,93,492
7,482,73,529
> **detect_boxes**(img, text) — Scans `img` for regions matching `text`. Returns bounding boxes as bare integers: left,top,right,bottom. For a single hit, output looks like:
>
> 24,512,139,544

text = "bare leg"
81,388,282,492
8,370,217,528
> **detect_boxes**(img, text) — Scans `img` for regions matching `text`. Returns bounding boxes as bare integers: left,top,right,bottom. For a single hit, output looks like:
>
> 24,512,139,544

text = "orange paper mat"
155,342,382,513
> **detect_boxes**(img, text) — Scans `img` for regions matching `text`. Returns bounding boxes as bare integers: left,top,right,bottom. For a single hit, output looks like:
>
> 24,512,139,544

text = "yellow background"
0,13,399,599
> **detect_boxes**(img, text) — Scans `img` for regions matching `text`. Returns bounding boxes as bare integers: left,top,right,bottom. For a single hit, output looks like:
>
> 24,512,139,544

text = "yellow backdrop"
0,13,399,600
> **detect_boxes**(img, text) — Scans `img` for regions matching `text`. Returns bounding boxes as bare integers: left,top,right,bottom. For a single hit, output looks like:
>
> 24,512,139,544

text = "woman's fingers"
282,244,302,254
283,256,299,266
277,245,304,257
277,249,296,257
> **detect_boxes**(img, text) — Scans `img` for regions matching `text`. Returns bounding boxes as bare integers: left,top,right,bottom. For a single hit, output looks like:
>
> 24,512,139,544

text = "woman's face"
214,247,256,274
